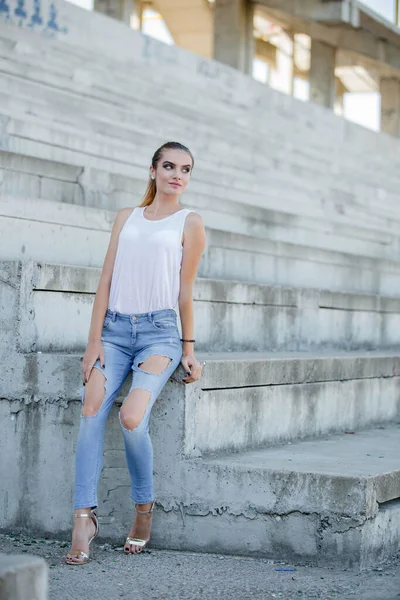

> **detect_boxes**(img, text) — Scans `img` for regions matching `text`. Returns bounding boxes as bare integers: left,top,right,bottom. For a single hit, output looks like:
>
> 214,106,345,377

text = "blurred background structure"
0,0,400,578
72,0,400,134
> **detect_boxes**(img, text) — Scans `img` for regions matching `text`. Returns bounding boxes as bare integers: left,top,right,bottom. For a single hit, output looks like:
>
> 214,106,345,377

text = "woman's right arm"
82,208,133,384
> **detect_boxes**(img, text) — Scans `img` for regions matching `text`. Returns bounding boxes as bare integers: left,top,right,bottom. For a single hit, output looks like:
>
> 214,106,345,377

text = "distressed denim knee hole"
137,355,172,376
119,388,152,431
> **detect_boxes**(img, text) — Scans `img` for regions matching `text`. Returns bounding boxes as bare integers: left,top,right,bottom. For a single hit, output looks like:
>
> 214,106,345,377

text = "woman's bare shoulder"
185,210,203,224
108,207,137,237
114,206,136,225
182,211,206,248
117,206,136,219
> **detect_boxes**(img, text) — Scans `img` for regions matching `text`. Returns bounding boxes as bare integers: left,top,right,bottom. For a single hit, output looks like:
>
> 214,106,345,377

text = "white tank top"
108,206,196,314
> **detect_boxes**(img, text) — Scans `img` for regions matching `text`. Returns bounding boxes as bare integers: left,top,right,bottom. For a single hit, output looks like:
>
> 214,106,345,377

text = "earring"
151,176,155,180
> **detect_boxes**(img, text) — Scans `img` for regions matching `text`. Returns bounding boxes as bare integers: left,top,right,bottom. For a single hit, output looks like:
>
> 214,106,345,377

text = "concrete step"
10,260,400,353
1,29,399,218
1,262,399,566
2,18,400,182
2,34,400,207
1,345,398,566
169,426,400,567
203,229,400,296
2,189,400,277
3,27,341,144
3,129,400,252
189,351,400,453
3,50,400,210
3,80,400,236
3,110,400,269
4,209,400,296
2,46,400,233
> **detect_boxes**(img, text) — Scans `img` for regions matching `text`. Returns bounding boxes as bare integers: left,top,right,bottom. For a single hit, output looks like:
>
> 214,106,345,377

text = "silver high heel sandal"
65,511,99,565
124,501,155,554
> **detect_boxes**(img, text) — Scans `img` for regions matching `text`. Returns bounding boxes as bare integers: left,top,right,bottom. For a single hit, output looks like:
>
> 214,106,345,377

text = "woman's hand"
181,354,205,384
82,340,105,384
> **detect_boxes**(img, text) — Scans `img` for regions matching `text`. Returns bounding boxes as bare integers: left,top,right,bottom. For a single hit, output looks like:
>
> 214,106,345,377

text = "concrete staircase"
0,0,399,568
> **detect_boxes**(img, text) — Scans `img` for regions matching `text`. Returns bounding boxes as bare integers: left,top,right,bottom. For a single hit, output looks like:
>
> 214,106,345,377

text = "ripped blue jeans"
74,308,182,509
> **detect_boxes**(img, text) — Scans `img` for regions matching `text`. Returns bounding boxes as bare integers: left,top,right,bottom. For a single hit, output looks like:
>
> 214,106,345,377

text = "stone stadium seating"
0,0,399,567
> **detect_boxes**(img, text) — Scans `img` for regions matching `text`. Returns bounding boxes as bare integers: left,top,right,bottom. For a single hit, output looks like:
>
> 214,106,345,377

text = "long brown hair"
138,141,194,207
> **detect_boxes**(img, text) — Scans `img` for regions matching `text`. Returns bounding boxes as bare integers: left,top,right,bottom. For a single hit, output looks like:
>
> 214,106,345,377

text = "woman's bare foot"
65,509,97,565
124,502,154,555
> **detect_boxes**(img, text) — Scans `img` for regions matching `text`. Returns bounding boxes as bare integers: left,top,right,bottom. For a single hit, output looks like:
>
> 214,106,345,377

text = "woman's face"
150,149,193,196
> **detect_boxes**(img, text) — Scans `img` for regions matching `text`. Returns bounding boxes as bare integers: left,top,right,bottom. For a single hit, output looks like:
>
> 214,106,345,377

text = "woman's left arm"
178,212,207,383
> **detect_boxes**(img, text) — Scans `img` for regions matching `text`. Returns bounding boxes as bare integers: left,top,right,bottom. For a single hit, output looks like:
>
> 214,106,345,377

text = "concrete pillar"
213,0,254,74
94,0,140,26
335,78,347,116
0,554,48,600
381,78,400,137
309,40,336,108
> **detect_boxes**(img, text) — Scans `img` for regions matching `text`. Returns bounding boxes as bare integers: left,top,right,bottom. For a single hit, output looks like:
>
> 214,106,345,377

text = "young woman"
66,141,206,565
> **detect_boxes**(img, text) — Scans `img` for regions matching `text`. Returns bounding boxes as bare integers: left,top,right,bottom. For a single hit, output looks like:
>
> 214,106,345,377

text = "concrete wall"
10,261,400,354
4,194,400,297
1,346,399,567
1,260,399,566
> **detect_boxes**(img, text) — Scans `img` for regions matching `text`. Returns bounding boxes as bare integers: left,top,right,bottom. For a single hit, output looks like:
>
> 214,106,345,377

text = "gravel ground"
1,533,399,600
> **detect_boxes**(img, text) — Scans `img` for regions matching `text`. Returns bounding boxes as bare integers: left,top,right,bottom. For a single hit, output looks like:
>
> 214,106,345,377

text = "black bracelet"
180,339,195,342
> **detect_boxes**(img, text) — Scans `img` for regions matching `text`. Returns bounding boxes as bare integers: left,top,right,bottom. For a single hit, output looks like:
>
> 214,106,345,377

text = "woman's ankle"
136,504,152,511
72,509,95,532
135,501,154,514
74,507,93,514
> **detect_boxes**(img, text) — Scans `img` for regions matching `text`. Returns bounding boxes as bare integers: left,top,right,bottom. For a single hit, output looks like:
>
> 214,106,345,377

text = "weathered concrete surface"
2,100,400,251
2,12,400,299
0,32,398,204
1,259,400,567
381,78,400,137
1,534,400,600
8,260,400,353
1,342,400,452
1,336,399,567
189,376,400,453
152,427,400,569
309,39,336,108
1,0,400,166
213,0,254,74
2,17,400,257
1,365,399,568
2,191,398,264
0,553,48,600
4,196,400,295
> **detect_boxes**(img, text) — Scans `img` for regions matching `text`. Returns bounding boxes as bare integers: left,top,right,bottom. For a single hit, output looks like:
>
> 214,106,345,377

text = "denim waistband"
105,308,177,321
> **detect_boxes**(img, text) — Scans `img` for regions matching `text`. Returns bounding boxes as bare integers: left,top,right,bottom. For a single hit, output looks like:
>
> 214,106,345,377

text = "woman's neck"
147,197,181,216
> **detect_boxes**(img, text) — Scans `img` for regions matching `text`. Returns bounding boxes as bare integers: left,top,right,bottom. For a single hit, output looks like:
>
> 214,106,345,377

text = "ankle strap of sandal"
74,512,94,518
135,502,155,515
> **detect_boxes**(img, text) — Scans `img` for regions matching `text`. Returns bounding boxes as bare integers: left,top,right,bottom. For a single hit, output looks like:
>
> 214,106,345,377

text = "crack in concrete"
0,275,18,289
1,395,75,406
156,503,368,531
202,374,400,392
105,485,128,496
